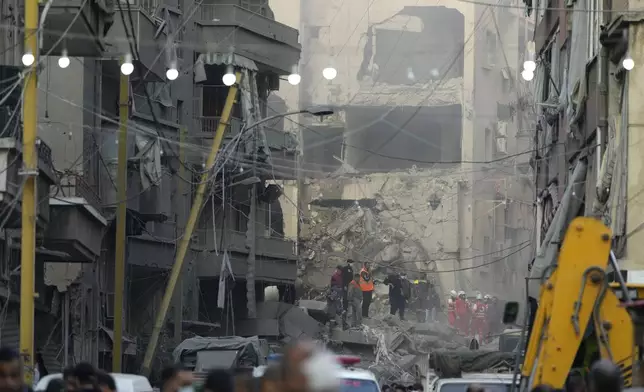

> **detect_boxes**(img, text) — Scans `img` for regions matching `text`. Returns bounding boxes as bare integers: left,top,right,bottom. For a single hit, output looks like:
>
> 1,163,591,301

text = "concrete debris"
238,301,323,342
300,169,465,298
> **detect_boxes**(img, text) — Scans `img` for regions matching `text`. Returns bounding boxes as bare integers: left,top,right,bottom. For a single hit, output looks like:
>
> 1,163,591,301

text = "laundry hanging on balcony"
134,126,163,190
193,52,258,83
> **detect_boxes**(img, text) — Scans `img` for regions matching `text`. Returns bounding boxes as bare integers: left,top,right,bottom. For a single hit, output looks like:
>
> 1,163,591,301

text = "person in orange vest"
447,290,457,327
471,293,487,342
359,262,375,317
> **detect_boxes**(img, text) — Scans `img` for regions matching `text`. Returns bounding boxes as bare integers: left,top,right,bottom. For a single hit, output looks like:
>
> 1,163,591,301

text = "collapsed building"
270,0,537,302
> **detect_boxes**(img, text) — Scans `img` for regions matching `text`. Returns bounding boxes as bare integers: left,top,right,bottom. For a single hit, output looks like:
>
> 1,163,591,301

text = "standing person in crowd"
44,379,65,392
0,347,23,392
447,290,457,327
327,266,345,328
72,363,97,392
63,367,78,392
427,278,440,322
359,262,374,318
347,273,363,327
384,273,406,320
96,372,116,392
471,293,487,342
455,291,468,335
161,366,194,392
341,260,354,313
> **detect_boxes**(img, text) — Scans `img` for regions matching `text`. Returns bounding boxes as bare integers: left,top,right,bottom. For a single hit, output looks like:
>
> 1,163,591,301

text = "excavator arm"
524,218,614,390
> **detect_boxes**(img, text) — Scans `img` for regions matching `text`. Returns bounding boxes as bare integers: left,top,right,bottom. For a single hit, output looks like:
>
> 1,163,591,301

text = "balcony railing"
59,174,102,212
193,116,243,136
196,4,299,47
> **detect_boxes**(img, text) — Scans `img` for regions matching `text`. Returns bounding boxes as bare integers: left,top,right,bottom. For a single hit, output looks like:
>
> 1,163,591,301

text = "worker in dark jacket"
384,273,406,320
341,259,354,312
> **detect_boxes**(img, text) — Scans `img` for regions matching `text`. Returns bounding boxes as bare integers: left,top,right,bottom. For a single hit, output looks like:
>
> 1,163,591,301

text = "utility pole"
141,72,241,376
246,129,257,318
20,0,38,381
173,126,187,344
113,59,129,372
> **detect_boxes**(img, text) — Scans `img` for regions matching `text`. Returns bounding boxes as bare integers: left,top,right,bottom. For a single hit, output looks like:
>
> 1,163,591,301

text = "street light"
21,51,35,66
58,50,70,69
121,53,134,76
623,54,635,71
223,65,236,86
521,69,534,81
322,67,337,80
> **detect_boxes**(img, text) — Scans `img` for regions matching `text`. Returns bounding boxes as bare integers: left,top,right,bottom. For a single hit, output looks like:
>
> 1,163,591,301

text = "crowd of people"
446,291,502,342
0,342,371,392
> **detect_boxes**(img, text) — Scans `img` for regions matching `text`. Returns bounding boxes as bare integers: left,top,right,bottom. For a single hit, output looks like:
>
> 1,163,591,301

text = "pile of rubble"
298,168,465,299
298,300,475,384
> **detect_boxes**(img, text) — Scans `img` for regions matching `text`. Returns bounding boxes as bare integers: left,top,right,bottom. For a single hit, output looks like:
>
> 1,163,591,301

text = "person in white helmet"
455,291,468,335
447,290,457,327
471,293,487,342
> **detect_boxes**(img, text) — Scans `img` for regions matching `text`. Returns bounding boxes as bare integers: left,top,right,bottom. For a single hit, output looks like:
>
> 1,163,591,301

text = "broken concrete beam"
412,322,456,340
331,328,377,346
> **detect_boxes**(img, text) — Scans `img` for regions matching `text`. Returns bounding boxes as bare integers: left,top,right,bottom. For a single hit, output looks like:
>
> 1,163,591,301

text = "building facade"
0,0,301,374
526,0,644,295
270,0,535,298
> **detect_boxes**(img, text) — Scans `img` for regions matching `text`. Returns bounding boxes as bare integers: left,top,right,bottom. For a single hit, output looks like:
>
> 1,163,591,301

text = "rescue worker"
347,273,362,327
471,293,487,343
455,291,468,335
359,262,374,318
327,266,344,328
447,290,457,327
384,272,406,320
341,259,354,312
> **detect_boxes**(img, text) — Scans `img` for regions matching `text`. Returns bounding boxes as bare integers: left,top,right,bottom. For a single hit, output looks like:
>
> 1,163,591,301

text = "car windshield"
340,378,380,392
439,382,512,392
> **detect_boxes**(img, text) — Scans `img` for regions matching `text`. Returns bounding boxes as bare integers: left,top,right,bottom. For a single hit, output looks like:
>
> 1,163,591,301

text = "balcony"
0,138,56,229
195,230,297,283
194,4,301,74
38,0,113,57
103,6,168,81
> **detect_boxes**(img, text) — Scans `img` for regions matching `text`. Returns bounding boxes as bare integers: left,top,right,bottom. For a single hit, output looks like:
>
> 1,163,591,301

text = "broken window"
370,8,464,85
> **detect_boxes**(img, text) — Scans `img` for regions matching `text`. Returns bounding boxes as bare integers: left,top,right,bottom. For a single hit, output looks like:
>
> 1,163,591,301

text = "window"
485,30,497,68
588,0,601,59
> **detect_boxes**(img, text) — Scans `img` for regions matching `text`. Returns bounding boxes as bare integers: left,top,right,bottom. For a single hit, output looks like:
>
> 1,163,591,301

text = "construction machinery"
503,217,644,391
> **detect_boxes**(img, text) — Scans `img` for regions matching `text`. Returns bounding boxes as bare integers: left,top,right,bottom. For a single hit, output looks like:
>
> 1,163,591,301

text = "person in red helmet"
471,293,487,342
455,291,468,335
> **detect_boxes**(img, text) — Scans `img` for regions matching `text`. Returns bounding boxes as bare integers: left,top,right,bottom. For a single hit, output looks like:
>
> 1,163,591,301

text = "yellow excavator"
503,217,644,391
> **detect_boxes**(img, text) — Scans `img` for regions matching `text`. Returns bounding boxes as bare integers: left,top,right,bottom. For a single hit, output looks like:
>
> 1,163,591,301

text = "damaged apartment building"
526,0,644,297
0,0,301,374
270,0,536,298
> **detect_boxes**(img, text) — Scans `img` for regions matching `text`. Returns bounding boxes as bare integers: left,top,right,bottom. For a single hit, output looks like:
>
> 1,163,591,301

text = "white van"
35,373,153,392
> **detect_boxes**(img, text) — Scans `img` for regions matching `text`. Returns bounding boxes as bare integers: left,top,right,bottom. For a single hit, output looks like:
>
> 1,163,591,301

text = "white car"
35,373,153,392
432,373,517,392
337,357,381,392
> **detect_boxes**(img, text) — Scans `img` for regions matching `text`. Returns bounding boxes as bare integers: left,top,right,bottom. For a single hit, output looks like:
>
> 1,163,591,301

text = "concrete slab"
330,328,377,345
